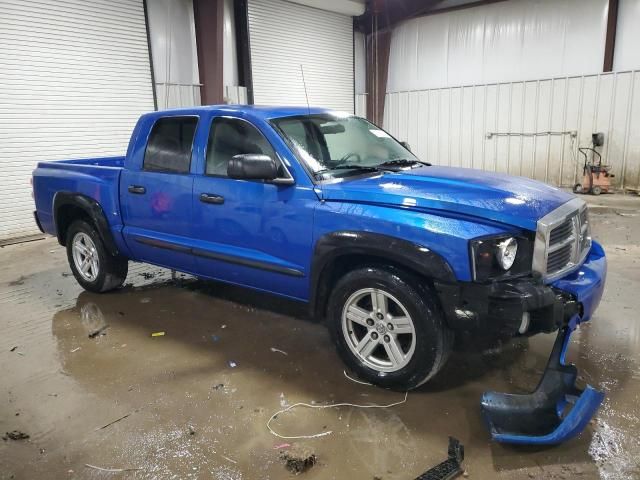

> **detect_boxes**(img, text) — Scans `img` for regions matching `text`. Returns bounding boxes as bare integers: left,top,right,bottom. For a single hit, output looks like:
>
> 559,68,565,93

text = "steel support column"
603,0,619,72
193,0,225,105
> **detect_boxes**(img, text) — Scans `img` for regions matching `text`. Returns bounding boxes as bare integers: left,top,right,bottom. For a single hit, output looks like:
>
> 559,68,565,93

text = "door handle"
128,185,146,194
200,193,225,205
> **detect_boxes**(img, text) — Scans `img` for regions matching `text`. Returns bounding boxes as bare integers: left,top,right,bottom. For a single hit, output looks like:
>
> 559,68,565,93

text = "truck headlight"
470,234,533,281
496,237,518,270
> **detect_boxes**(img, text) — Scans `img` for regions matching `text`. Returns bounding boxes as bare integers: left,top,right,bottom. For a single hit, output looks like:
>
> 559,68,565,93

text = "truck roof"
140,104,344,122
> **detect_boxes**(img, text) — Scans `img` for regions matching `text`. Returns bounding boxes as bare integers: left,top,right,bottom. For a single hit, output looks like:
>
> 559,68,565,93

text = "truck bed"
32,156,126,237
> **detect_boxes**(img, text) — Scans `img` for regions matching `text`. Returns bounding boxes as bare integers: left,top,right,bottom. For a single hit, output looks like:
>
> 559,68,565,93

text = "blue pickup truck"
33,105,606,444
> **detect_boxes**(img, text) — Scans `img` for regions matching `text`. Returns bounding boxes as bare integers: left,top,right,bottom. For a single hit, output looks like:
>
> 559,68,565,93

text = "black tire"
328,266,453,390
66,220,128,293
573,183,583,194
592,185,602,195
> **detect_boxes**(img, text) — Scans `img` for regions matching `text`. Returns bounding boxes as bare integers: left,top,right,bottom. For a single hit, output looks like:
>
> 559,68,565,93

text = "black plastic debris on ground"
88,325,109,338
415,437,464,480
3,431,30,441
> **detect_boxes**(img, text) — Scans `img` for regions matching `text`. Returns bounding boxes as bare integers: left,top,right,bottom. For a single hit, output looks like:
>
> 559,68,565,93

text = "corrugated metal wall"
0,0,155,240
384,71,640,189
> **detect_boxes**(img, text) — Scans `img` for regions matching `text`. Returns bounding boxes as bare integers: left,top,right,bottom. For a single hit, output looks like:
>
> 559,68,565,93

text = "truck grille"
533,198,591,281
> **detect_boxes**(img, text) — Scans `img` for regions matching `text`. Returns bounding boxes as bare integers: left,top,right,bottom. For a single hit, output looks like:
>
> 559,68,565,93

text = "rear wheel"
592,185,602,195
66,220,128,293
328,266,452,390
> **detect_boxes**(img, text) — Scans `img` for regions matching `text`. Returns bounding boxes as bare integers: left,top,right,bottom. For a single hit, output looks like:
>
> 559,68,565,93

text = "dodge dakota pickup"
32,105,606,444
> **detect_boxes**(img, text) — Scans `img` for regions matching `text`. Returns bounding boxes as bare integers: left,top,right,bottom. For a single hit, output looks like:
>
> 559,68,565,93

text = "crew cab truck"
33,106,606,444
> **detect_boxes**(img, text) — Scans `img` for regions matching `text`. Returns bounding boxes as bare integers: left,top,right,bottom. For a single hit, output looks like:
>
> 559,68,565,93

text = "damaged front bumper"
437,241,607,337
480,242,607,445
480,319,605,444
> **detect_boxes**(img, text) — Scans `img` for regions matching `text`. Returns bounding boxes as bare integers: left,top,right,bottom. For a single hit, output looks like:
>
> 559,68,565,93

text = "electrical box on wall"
592,132,605,147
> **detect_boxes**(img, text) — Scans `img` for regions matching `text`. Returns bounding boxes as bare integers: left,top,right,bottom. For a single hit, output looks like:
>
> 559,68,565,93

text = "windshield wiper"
314,164,380,177
376,159,431,169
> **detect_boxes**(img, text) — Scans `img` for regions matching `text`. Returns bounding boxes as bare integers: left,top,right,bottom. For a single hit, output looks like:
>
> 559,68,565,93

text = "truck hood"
320,166,574,231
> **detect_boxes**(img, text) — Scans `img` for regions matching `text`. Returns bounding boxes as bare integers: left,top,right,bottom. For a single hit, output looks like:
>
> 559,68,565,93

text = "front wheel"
66,220,128,293
328,267,452,390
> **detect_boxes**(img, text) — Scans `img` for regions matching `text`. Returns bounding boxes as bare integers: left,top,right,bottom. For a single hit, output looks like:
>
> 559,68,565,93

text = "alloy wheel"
341,288,416,372
71,232,100,282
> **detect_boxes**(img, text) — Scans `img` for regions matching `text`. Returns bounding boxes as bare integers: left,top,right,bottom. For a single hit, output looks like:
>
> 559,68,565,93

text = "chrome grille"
547,243,573,272
549,218,573,245
532,198,591,282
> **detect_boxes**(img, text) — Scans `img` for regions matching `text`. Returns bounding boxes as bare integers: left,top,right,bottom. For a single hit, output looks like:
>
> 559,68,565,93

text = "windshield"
271,114,421,179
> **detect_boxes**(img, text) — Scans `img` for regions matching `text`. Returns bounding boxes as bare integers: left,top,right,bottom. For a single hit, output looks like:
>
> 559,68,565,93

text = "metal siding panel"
382,70,640,190
248,0,354,112
626,74,640,189
547,78,567,186
439,89,451,166
0,0,155,240
530,80,549,182
397,92,409,144
561,77,582,186
507,82,524,176
382,93,391,134
415,90,429,163
471,85,484,170
576,76,599,183
406,91,419,153
495,83,511,174
608,73,631,188
460,86,473,169
484,85,497,172
425,90,438,164
448,87,462,168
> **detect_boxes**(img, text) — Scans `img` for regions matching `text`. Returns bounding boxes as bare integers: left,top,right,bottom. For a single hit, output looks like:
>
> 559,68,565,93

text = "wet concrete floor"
1,207,639,479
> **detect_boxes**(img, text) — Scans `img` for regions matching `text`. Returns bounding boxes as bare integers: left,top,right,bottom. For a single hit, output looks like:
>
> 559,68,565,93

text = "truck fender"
309,231,456,319
52,192,119,256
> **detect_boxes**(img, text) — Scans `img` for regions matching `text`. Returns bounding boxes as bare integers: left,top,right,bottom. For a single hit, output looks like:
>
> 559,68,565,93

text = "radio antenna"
300,64,311,114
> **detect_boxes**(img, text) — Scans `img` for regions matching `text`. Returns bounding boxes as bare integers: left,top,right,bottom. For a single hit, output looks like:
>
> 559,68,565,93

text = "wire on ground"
266,371,408,440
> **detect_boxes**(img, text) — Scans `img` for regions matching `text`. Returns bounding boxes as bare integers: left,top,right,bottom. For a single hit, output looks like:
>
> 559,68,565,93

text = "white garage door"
247,0,354,112
0,0,155,241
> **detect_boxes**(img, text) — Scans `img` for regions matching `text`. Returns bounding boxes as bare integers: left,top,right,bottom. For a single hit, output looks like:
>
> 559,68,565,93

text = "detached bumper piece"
415,437,464,480
480,317,604,445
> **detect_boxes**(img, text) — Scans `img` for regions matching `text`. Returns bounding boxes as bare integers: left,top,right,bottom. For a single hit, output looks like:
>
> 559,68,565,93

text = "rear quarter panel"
33,158,125,249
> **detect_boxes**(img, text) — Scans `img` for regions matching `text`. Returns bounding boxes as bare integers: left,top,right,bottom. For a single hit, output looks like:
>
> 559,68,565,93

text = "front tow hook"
480,315,605,445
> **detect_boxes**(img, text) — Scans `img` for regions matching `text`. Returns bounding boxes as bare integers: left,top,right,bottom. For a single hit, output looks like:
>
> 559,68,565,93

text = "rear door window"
143,116,198,173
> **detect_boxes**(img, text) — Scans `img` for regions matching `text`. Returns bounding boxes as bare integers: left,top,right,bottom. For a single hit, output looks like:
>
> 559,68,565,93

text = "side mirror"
228,154,278,181
400,141,412,152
